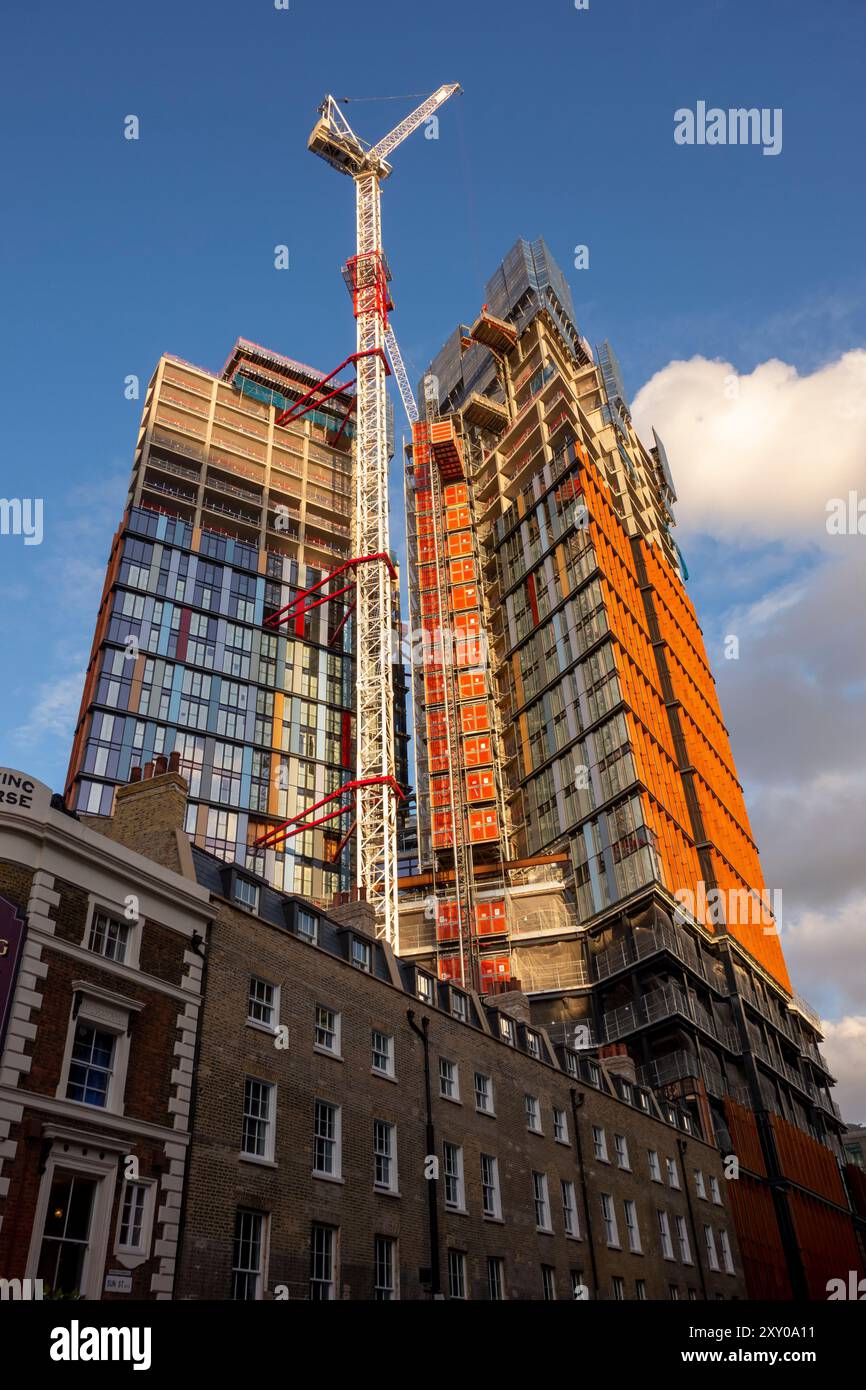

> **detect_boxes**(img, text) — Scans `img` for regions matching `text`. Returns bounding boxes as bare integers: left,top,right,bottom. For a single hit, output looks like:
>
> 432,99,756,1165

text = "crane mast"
308,84,459,946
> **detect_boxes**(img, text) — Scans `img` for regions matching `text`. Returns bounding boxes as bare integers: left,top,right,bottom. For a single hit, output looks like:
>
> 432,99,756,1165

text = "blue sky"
1,0,864,1098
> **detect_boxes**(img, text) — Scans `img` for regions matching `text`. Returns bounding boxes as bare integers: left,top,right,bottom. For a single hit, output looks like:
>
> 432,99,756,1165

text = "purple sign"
0,896,27,1049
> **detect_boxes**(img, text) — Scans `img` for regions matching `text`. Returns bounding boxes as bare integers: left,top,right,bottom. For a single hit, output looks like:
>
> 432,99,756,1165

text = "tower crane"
308,84,460,947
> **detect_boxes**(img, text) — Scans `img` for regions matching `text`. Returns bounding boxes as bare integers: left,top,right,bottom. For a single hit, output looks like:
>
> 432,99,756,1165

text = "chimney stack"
599,1042,637,1085
90,762,192,875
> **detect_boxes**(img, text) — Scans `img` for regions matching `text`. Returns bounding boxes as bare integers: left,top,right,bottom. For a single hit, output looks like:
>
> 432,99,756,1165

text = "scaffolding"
409,411,512,991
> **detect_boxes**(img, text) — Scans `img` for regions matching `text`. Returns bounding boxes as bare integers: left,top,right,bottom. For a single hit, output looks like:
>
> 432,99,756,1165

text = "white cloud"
14,671,85,747
782,896,866,1018
819,1017,866,1124
632,351,866,545
632,349,866,1040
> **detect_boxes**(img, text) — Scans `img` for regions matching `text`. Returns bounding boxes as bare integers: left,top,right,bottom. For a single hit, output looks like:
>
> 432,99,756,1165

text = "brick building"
0,764,211,1299
162,795,745,1300
177,876,744,1300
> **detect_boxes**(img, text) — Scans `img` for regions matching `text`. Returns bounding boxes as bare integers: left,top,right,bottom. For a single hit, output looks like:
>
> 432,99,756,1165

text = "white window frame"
480,1153,502,1220
648,1149,662,1182
231,1208,269,1301
525,1029,542,1059
675,1213,692,1265
310,1222,338,1300
114,1177,158,1268
553,1107,569,1144
666,1157,681,1189
247,975,279,1033
592,1125,609,1163
373,1235,398,1300
56,984,142,1116
474,1071,494,1114
450,988,468,1022
371,1029,395,1078
314,1004,341,1057
241,1076,276,1164
81,895,142,971
296,908,318,944
533,1171,552,1232
542,1264,557,1300
443,1142,466,1212
694,1168,707,1199
658,1208,674,1260
525,1094,542,1134
233,876,260,914
704,1224,720,1271
447,1249,467,1300
312,1099,342,1181
614,1133,630,1169
487,1255,505,1301
373,1119,398,1194
439,1057,460,1102
562,1179,579,1238
611,1275,625,1301
351,935,372,972
600,1192,619,1248
719,1228,735,1274
709,1174,722,1205
624,1198,641,1253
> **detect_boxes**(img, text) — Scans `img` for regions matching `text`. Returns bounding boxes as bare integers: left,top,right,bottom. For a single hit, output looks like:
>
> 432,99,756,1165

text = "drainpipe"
407,1010,441,1298
570,1089,600,1299
173,920,211,1297
677,1138,709,1301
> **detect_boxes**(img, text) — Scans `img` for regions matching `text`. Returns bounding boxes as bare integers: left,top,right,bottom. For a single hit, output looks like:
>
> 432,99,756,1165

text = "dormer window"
234,876,259,913
499,1016,515,1045
351,936,372,973
297,909,318,944
525,1029,541,1060
450,989,468,1023
416,971,434,1004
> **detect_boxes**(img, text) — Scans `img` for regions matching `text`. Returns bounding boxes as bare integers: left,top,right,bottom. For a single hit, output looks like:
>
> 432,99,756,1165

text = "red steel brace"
254,774,405,851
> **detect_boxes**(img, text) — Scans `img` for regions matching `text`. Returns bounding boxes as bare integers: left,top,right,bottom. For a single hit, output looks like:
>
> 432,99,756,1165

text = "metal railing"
790,991,821,1029
146,455,200,482
202,498,260,526
150,427,209,464
510,907,581,939
523,963,591,992
143,478,196,504
593,919,720,992
740,979,799,1043
602,982,740,1052
546,1020,596,1048
205,476,262,505
638,1051,702,1089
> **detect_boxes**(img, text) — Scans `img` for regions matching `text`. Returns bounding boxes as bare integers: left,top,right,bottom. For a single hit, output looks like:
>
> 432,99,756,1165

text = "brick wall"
0,771,210,1300
176,894,745,1301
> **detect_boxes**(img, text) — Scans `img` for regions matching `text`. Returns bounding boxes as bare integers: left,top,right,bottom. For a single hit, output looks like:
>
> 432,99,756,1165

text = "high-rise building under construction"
66,338,408,902
399,237,863,1298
